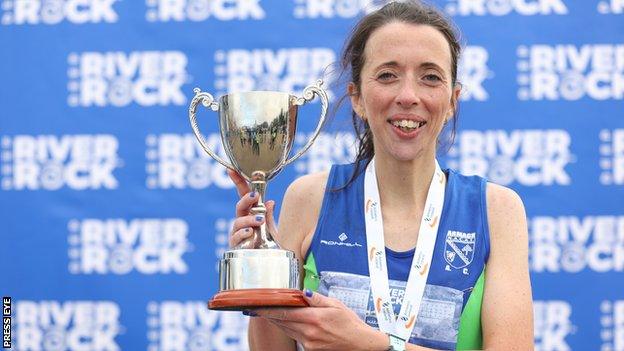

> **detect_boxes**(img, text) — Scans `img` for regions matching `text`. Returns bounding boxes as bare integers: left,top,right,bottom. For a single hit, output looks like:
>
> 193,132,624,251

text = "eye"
376,71,397,81
423,74,442,82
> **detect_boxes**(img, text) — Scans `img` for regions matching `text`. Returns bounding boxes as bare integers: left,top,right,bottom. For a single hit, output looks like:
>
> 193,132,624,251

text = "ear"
348,82,365,119
447,82,462,121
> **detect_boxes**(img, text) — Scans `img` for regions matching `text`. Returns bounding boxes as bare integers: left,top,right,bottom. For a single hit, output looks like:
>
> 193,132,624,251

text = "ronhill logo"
320,232,362,248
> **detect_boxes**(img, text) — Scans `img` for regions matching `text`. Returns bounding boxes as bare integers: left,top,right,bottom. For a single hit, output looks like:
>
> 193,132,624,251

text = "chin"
386,149,425,162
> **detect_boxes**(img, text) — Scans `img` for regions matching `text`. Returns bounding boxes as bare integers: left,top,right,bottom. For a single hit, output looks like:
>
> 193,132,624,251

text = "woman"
228,1,533,350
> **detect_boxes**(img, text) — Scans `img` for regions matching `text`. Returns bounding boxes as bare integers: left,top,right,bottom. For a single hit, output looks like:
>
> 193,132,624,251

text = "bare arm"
481,183,534,350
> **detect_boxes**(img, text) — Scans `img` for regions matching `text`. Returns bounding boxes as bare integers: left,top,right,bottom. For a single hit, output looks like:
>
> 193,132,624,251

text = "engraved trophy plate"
188,80,328,310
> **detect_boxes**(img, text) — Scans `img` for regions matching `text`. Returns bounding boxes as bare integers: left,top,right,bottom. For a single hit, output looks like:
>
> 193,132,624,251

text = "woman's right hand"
228,169,278,248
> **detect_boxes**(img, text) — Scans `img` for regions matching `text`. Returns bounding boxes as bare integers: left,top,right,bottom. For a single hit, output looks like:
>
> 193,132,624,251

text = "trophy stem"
236,171,279,250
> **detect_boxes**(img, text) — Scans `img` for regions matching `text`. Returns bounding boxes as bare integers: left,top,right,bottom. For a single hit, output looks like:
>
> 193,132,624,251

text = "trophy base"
208,288,309,311
208,249,304,310
218,249,300,290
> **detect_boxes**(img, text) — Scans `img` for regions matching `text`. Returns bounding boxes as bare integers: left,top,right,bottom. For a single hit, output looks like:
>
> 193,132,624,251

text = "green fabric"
303,252,320,292
456,269,486,350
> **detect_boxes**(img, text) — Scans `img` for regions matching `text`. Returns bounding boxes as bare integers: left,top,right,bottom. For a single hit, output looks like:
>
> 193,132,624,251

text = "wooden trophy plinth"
208,288,309,310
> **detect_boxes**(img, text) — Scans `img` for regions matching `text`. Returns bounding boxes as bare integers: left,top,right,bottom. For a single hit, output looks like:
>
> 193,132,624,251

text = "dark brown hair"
336,0,462,189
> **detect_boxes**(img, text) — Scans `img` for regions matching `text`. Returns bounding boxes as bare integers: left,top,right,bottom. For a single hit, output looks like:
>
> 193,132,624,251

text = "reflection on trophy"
188,80,328,310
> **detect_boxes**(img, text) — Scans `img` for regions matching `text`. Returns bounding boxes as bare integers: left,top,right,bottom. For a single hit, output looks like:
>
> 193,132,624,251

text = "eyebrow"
373,61,447,73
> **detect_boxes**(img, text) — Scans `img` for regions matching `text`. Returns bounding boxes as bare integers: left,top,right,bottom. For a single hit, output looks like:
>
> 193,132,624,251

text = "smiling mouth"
389,119,427,132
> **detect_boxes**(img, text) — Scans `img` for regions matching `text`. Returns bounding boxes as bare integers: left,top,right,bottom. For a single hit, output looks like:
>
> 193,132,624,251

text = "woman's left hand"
248,290,388,351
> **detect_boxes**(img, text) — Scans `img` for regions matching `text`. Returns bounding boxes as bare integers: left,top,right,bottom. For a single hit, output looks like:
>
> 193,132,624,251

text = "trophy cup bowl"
188,80,328,310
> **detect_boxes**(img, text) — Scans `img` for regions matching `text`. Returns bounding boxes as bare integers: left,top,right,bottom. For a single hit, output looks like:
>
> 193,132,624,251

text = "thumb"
302,289,342,308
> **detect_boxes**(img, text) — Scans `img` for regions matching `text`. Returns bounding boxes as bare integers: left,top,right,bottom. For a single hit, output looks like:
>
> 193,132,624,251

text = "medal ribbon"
364,157,446,341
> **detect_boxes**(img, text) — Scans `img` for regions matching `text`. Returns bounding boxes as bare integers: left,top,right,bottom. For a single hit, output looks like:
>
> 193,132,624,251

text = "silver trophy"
188,80,328,310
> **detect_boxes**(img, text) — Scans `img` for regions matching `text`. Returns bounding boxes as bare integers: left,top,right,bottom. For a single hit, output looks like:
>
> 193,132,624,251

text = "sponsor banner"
0,0,119,25
212,48,336,100
145,0,266,22
67,51,189,107
10,300,122,351
146,301,248,351
444,0,569,16
0,135,121,191
67,218,191,275
529,216,624,273
516,44,624,101
446,129,573,186
145,134,233,190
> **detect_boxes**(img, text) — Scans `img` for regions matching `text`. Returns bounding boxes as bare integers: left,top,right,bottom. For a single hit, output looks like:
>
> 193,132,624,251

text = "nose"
395,80,420,108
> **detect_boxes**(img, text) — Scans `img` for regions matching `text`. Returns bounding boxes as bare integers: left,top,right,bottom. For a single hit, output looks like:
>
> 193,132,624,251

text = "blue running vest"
302,163,490,350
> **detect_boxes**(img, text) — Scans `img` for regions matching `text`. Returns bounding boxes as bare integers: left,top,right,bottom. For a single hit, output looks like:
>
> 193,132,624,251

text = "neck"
372,153,436,211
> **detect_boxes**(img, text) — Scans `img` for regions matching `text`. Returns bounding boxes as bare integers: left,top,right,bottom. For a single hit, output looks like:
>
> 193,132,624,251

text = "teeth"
391,120,425,129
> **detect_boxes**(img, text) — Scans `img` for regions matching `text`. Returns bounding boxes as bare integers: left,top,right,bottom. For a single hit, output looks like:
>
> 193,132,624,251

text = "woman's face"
350,22,460,162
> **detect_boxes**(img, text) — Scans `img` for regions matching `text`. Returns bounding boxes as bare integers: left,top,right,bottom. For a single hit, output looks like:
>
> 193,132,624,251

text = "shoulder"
484,182,529,255
283,170,330,209
485,183,526,229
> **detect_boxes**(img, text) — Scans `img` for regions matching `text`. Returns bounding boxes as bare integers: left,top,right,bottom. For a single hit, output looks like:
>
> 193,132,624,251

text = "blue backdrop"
1,0,623,350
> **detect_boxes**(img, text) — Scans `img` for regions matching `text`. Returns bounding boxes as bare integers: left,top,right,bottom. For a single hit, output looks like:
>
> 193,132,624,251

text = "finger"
264,319,309,341
229,228,254,248
255,308,302,322
302,289,343,308
235,191,261,217
255,306,325,324
231,214,265,233
228,169,250,197
266,318,310,332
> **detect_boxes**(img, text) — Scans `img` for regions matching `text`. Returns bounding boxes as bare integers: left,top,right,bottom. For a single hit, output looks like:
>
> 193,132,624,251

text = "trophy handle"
283,79,329,167
189,87,235,170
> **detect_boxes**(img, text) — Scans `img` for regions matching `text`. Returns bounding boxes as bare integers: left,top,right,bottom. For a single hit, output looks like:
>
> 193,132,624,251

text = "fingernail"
250,191,256,198
255,215,264,222
305,289,313,297
242,310,257,317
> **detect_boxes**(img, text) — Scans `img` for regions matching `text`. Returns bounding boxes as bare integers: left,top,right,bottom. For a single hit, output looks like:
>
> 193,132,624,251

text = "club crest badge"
444,230,476,269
